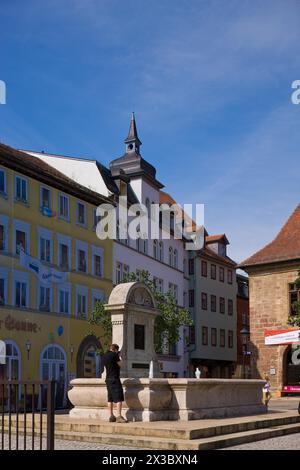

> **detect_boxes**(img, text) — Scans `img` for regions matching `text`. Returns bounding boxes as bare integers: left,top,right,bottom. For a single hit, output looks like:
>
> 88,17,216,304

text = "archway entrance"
284,344,300,387
76,336,101,378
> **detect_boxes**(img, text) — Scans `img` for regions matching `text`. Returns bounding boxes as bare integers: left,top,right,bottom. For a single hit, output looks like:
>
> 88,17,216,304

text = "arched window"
145,198,151,215
169,247,173,266
159,241,164,262
174,249,178,269
40,344,67,408
153,240,158,259
183,259,187,277
4,340,21,382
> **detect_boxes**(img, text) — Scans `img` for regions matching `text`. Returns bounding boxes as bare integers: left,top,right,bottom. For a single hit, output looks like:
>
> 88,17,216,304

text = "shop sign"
264,329,300,345
0,315,41,333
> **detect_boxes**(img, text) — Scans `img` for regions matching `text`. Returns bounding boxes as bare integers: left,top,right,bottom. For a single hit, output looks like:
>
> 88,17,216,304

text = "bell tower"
124,112,142,154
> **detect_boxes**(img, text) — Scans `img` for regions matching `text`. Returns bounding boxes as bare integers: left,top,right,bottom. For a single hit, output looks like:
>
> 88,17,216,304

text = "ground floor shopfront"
189,358,235,378
0,307,103,408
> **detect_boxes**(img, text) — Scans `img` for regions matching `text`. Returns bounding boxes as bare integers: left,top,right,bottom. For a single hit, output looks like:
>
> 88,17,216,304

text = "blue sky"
0,0,300,263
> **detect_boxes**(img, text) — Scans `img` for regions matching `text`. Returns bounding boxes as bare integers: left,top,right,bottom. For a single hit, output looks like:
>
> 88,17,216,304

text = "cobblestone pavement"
225,432,300,450
2,435,138,450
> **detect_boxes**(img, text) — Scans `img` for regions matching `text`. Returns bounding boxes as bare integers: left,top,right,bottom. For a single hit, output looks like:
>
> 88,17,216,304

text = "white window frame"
38,227,53,263
15,175,28,203
38,284,53,312
159,241,164,262
76,285,89,319
153,240,158,259
0,167,7,195
0,214,9,253
77,201,86,226
57,233,72,270
0,267,9,306
40,185,52,211
174,249,178,269
13,271,29,308
58,193,70,221
92,246,104,278
76,240,88,273
57,283,71,315
13,219,30,255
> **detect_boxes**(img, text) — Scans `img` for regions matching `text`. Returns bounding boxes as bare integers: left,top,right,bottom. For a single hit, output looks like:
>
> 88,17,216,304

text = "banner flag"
19,249,68,286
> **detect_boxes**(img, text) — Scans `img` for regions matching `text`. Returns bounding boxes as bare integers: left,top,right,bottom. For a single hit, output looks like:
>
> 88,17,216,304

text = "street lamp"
26,340,31,360
240,328,249,379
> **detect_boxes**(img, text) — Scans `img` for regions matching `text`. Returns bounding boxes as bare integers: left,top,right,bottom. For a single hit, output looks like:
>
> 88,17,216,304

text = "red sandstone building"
240,204,300,394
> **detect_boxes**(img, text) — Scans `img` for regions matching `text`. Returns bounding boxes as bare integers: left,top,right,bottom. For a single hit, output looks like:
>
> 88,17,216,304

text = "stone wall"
248,264,298,391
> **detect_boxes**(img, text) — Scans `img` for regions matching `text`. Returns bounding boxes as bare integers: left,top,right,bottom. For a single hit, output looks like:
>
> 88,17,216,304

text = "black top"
102,351,121,379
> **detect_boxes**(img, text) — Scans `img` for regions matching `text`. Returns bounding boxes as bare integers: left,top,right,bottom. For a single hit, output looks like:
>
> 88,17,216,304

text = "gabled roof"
0,143,112,206
206,234,229,245
240,203,300,269
199,246,237,267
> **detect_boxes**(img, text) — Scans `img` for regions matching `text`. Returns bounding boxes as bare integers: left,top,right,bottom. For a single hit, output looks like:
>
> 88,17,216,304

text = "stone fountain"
68,282,266,421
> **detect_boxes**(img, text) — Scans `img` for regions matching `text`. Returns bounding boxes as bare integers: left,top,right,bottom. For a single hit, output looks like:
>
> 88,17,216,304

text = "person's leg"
108,401,113,416
116,401,122,417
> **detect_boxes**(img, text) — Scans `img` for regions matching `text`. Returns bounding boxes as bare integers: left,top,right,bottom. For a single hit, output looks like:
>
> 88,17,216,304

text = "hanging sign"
264,329,300,346
0,340,6,364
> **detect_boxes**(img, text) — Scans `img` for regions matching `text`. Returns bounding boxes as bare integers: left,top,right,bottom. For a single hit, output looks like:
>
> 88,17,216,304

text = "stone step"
4,421,299,450
3,412,300,440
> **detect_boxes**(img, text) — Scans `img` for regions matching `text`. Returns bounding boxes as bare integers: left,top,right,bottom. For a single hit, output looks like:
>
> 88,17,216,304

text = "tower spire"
124,112,142,154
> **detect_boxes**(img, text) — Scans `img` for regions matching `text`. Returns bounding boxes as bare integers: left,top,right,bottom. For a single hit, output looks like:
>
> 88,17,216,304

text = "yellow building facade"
0,144,113,406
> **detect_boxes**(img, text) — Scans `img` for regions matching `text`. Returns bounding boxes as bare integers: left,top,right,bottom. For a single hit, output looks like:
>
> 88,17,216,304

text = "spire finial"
124,112,142,153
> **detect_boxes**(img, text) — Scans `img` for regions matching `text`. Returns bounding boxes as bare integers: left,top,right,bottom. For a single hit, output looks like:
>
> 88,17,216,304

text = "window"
78,250,87,272
59,194,70,220
15,281,27,308
76,241,88,273
15,176,28,202
201,261,207,277
116,262,122,284
201,292,207,310
40,238,51,263
220,329,225,347
202,326,208,345
211,264,216,280
159,241,164,262
228,269,233,284
173,249,178,268
220,297,225,314
183,259,187,277
169,247,173,266
39,286,51,312
58,288,70,314
40,187,51,210
219,267,224,282
94,255,102,277
183,291,187,308
0,169,6,194
92,289,104,308
123,264,129,279
228,330,234,348
189,259,194,275
0,279,4,305
93,208,102,230
289,283,300,315
153,240,158,259
211,328,217,347
169,283,178,301
136,269,141,281
189,325,195,345
59,244,69,269
228,299,233,316
0,225,4,251
211,294,216,312
16,230,26,254
189,289,195,307
154,277,164,293
77,293,87,319
77,202,86,225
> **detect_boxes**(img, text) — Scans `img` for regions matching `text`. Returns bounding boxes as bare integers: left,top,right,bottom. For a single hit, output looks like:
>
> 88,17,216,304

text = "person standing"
101,344,127,423
263,374,271,407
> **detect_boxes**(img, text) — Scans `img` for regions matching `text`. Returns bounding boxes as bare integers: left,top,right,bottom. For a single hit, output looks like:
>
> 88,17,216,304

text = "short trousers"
105,378,124,403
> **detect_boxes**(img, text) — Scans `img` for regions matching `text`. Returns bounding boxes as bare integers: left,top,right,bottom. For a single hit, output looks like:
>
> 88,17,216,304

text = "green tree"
88,270,193,354
288,269,300,327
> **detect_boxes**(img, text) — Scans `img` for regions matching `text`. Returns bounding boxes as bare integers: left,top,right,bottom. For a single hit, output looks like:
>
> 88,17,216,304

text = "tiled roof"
0,142,112,205
159,191,198,231
240,203,300,268
200,246,237,267
206,234,229,245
